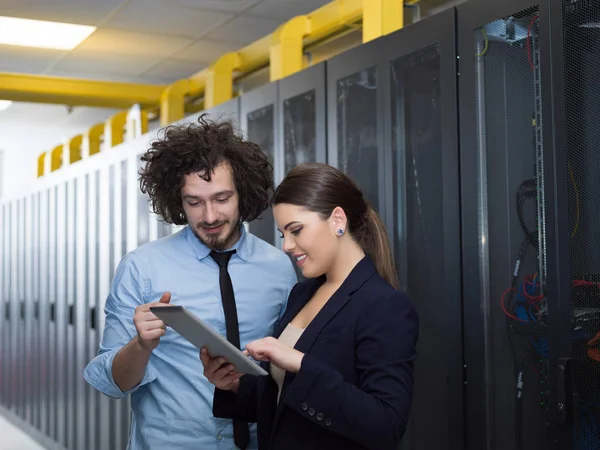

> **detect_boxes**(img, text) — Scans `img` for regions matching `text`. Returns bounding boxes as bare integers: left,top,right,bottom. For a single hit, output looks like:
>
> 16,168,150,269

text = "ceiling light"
0,100,12,111
0,16,96,50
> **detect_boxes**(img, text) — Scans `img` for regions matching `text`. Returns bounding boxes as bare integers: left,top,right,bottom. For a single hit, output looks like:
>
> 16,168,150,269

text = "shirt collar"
184,223,251,261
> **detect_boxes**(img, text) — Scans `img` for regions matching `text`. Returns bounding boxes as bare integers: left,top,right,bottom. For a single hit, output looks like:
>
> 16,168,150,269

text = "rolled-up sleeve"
83,251,158,399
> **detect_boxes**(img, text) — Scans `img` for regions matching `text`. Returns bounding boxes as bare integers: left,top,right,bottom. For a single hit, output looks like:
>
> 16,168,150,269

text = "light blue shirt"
83,225,297,450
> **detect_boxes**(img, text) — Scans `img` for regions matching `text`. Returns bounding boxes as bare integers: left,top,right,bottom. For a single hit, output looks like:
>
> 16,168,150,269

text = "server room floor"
0,416,45,450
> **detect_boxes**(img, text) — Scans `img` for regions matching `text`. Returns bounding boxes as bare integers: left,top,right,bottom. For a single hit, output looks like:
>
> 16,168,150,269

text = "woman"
200,162,419,450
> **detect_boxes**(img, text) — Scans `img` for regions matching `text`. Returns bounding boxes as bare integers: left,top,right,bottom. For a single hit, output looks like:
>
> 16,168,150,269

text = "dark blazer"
213,255,419,450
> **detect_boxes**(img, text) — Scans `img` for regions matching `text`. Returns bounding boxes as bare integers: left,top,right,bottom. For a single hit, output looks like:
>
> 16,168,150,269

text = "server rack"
326,34,387,220
240,82,278,246
549,0,600,449
277,62,328,181
457,0,568,449
276,62,327,273
384,8,464,450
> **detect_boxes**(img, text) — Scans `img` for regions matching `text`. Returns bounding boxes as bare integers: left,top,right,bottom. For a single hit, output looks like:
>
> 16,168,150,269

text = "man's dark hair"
139,114,273,225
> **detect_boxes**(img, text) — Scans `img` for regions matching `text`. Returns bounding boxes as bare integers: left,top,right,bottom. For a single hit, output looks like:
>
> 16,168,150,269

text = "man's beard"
193,220,240,251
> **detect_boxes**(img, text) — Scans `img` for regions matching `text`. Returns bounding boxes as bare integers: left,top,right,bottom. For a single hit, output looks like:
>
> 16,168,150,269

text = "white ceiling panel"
0,102,118,127
51,50,163,77
0,46,66,74
0,0,126,26
104,0,234,38
207,14,282,43
75,28,193,57
139,59,207,83
171,39,240,64
165,0,263,14
247,0,329,19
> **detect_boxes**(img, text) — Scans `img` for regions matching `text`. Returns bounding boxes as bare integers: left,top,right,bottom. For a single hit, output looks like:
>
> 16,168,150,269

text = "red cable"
501,287,525,322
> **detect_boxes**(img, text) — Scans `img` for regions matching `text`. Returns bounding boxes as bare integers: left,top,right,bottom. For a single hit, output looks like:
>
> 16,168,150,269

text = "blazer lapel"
273,277,324,338
269,256,379,438
292,255,378,357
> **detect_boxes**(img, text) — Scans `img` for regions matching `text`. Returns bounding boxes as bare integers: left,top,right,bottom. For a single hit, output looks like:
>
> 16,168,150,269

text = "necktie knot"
210,250,235,268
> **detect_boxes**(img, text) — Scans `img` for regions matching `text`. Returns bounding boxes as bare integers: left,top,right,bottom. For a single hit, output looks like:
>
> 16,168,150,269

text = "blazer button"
301,402,308,411
325,418,332,427
316,413,324,421
308,408,315,416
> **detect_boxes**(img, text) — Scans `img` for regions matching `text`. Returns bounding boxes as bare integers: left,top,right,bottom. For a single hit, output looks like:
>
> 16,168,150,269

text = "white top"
270,323,305,403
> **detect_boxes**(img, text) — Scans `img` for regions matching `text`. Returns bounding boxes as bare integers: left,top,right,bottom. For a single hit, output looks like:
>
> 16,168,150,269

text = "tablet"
150,305,268,376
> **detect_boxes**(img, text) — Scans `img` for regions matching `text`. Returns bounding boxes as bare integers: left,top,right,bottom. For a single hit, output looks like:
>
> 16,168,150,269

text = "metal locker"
39,188,50,437
97,164,111,450
48,185,57,441
25,195,34,426
56,182,67,447
16,198,25,421
119,158,132,448
86,170,100,450
0,203,8,409
75,174,88,450
32,192,41,431
108,162,124,450
10,201,18,413
66,178,76,449
137,154,150,247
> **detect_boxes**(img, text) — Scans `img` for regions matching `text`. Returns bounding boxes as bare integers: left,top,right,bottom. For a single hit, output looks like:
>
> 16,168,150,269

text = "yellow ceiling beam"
188,0,363,97
270,16,310,82
204,53,241,109
363,0,405,43
0,72,166,108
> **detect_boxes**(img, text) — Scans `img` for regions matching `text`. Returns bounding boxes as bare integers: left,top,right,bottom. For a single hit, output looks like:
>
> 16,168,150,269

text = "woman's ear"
329,206,348,236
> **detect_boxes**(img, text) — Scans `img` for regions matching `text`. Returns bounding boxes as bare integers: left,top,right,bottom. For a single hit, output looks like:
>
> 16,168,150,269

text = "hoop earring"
336,228,345,237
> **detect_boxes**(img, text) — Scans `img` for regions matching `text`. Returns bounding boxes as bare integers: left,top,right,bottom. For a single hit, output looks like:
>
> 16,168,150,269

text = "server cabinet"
241,83,278,245
326,38,386,217
277,62,327,181
276,62,327,275
382,8,464,450
205,97,241,129
549,0,600,448
457,0,562,449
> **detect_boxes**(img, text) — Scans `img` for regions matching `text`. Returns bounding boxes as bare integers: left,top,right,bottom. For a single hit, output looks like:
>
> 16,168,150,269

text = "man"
83,114,297,450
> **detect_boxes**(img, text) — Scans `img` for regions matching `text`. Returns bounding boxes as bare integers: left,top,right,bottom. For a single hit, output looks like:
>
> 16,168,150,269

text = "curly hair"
139,114,273,225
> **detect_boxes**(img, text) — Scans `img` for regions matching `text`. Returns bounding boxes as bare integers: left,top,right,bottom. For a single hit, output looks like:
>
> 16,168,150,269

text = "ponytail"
359,208,399,289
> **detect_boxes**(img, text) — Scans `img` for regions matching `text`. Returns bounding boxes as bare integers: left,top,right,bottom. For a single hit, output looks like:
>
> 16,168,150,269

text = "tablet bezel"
150,305,268,377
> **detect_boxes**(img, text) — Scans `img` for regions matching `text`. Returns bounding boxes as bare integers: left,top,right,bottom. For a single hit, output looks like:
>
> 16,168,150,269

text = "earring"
336,228,345,237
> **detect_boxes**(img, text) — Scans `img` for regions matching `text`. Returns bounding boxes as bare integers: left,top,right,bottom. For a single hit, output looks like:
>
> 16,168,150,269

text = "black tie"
210,250,249,450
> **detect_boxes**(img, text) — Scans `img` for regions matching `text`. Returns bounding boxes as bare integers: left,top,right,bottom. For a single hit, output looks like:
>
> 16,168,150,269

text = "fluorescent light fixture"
0,100,12,111
0,16,96,50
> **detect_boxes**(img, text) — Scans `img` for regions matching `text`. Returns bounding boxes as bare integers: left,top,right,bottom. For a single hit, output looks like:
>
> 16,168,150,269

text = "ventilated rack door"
240,83,278,246
326,36,386,215
458,0,562,448
382,8,464,450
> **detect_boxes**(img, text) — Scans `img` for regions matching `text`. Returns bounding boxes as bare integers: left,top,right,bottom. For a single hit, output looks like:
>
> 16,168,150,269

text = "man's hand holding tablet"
150,305,269,377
